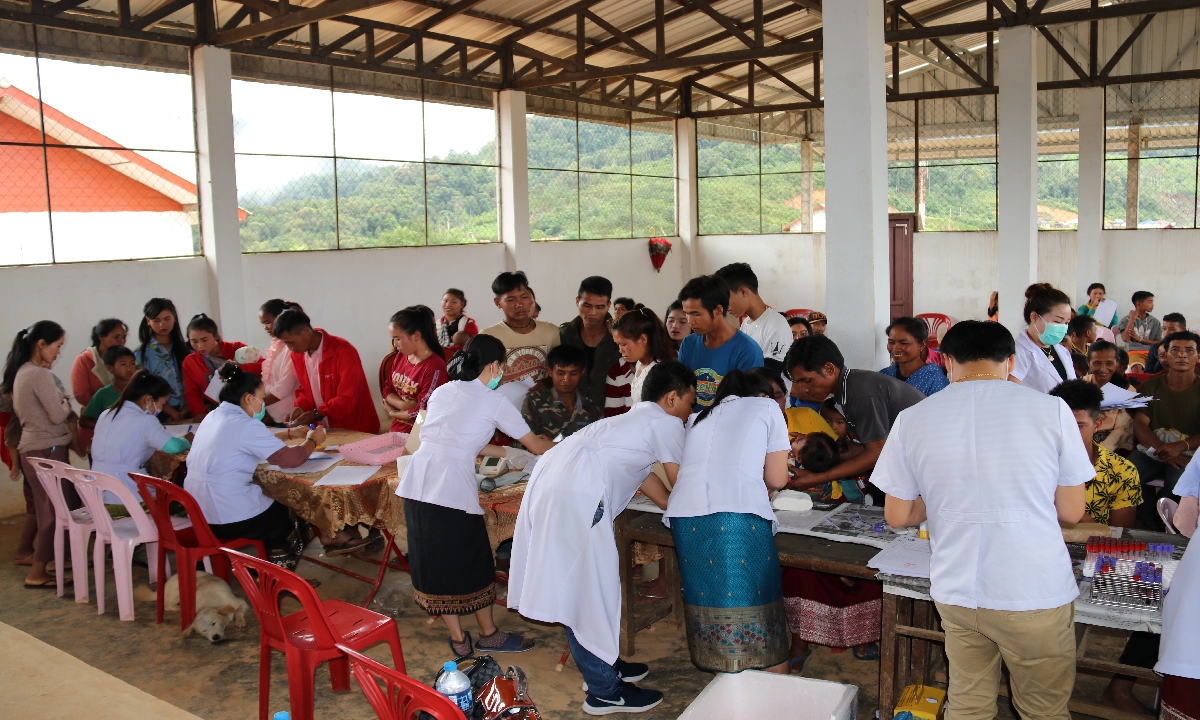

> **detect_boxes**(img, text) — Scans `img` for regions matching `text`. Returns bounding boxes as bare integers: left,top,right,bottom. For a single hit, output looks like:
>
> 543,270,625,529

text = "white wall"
694,234,826,313
528,237,685,319
1102,229,1200,326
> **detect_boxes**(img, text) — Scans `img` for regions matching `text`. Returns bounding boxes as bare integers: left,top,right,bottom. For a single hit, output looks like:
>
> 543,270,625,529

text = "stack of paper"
313,465,379,487
867,536,932,578
1101,383,1150,410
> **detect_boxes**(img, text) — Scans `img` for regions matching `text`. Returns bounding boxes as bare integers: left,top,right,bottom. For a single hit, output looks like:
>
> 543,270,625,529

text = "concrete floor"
0,512,1158,719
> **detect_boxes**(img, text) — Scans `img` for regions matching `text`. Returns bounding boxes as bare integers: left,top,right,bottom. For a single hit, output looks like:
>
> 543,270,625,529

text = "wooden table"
615,509,879,656
878,529,1189,720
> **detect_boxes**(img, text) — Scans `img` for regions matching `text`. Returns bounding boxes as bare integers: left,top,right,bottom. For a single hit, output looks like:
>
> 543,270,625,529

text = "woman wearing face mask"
1012,283,1077,393
91,371,192,514
185,363,324,567
396,334,555,658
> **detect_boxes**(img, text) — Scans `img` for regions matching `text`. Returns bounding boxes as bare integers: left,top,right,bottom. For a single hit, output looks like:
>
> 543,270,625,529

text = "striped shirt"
604,361,633,417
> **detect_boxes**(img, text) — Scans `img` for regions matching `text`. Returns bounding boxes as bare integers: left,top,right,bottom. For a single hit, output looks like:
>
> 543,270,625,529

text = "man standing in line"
714,262,793,363
676,275,763,410
874,320,1090,720
559,276,621,413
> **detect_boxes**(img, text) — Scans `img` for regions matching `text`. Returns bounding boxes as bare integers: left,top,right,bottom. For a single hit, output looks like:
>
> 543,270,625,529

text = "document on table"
627,494,665,514
313,464,379,487
163,424,194,438
267,452,342,474
867,536,931,578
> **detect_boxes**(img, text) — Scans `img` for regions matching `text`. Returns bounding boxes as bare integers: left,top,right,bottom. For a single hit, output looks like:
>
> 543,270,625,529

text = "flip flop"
789,649,813,674
25,577,67,589
324,537,372,557
853,643,880,661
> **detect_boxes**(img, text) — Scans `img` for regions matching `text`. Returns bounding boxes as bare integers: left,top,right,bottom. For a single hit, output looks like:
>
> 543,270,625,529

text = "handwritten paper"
163,424,193,438
868,536,932,578
313,465,378,487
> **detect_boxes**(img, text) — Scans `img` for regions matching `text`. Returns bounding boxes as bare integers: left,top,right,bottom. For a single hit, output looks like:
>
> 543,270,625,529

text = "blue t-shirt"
677,331,765,409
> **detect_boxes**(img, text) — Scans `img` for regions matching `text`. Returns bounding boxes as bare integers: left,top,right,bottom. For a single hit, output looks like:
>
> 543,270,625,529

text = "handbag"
476,665,542,720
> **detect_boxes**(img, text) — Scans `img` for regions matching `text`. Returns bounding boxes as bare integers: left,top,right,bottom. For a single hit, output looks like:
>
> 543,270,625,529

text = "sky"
0,51,497,198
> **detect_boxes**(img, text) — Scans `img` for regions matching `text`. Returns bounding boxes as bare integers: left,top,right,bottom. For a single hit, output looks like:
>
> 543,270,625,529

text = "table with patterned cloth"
145,428,526,549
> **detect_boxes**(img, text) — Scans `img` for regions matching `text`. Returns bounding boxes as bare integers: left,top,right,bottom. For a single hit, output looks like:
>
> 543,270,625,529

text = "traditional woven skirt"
782,568,881,648
1162,675,1200,720
671,512,790,672
404,498,496,615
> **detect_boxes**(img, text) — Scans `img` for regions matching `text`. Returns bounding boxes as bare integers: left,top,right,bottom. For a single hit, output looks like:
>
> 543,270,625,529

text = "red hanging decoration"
648,233,672,273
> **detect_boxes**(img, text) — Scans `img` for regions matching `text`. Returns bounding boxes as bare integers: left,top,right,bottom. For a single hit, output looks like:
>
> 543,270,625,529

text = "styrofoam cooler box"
677,670,858,720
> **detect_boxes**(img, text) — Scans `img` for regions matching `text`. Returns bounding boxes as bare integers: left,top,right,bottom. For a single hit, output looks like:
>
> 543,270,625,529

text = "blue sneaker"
582,683,663,715
581,659,649,691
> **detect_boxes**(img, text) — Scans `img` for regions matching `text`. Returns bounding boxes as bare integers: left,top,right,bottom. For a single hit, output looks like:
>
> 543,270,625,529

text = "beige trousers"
935,602,1075,720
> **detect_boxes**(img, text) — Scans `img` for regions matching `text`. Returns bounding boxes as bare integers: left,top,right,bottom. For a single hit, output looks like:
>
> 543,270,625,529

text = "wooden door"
889,214,915,321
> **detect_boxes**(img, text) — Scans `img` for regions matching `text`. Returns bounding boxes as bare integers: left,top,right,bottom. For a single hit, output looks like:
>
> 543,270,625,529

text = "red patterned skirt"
782,568,882,648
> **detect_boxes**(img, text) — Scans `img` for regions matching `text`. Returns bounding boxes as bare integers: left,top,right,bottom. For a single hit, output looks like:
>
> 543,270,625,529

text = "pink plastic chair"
27,458,94,602
1159,497,1179,534
916,313,952,350
66,468,184,621
340,644,466,720
1095,326,1116,343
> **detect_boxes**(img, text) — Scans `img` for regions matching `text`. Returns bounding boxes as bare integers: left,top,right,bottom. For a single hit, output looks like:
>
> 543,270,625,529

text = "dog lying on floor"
133,572,249,643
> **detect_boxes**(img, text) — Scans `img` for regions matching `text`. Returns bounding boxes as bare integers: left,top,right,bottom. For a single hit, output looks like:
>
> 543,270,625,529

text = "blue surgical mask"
254,404,267,421
486,374,502,391
1037,318,1068,346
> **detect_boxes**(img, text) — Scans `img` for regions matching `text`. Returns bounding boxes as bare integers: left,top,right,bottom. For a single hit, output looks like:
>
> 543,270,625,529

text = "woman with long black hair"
396,334,553,657
665,369,792,674
134,298,189,421
382,305,447,434
4,320,77,588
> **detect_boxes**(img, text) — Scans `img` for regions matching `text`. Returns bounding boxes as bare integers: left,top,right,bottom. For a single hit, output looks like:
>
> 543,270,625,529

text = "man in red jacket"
273,308,380,435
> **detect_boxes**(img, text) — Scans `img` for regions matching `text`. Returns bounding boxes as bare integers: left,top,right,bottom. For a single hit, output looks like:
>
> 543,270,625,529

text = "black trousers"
209,501,293,552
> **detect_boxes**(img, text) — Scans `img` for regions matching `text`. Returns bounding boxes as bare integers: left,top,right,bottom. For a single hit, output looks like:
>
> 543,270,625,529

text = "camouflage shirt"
520,386,602,441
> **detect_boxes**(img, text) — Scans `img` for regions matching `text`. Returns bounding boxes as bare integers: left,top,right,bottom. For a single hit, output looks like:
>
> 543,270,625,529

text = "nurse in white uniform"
92,372,192,508
508,361,695,716
1154,488,1199,715
185,362,324,566
396,334,553,659
665,369,792,675
1012,283,1076,393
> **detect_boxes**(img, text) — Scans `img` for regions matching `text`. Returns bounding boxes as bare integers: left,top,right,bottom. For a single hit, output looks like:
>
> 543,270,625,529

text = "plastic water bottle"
273,713,289,720
436,660,473,714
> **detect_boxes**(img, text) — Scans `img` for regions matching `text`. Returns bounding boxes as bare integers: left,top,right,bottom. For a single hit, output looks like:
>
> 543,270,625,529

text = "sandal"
449,631,474,660
788,648,813,674
853,643,880,661
324,536,372,557
25,576,68,589
475,629,535,653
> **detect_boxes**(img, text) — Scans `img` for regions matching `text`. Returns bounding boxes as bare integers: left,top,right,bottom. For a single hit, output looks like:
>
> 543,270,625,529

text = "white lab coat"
508,402,685,664
1012,329,1075,394
1155,540,1200,680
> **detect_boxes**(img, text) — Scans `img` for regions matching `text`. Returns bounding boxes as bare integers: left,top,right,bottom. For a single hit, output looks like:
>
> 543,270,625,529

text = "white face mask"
143,401,160,416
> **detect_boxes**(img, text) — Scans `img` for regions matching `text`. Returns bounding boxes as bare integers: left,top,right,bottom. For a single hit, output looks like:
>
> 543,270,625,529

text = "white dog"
134,572,249,643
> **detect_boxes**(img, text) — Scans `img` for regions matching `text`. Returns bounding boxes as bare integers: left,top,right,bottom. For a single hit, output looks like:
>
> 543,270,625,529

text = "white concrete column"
823,0,890,370
497,89,531,271
675,117,698,279
800,139,813,233
192,45,247,341
1076,86,1105,303
997,26,1039,333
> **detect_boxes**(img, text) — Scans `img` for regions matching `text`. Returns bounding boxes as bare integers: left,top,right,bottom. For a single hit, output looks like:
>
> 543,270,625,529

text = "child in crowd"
79,346,138,432
257,299,301,424
134,298,189,422
438,288,478,357
807,312,828,334
664,300,691,353
1079,282,1119,329
613,297,636,320
1119,291,1162,370
1064,314,1097,377
789,316,813,341
481,272,561,409
605,306,675,416
181,313,259,420
1116,348,1133,388
383,306,448,434
522,345,601,441
1145,313,1188,375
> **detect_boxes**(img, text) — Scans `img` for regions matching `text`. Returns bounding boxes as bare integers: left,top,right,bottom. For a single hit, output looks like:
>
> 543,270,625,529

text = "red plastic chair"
222,548,405,720
131,473,267,630
340,644,466,720
785,308,813,319
916,313,952,350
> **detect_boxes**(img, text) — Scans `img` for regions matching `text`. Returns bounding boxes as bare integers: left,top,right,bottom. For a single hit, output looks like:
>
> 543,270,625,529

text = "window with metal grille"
1104,79,1200,230
233,71,498,251
525,98,675,241
1038,87,1080,231
0,25,198,267
696,109,824,235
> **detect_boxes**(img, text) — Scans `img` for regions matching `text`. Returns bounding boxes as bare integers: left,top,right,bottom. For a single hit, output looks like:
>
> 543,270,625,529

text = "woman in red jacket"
182,314,261,420
273,308,379,435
